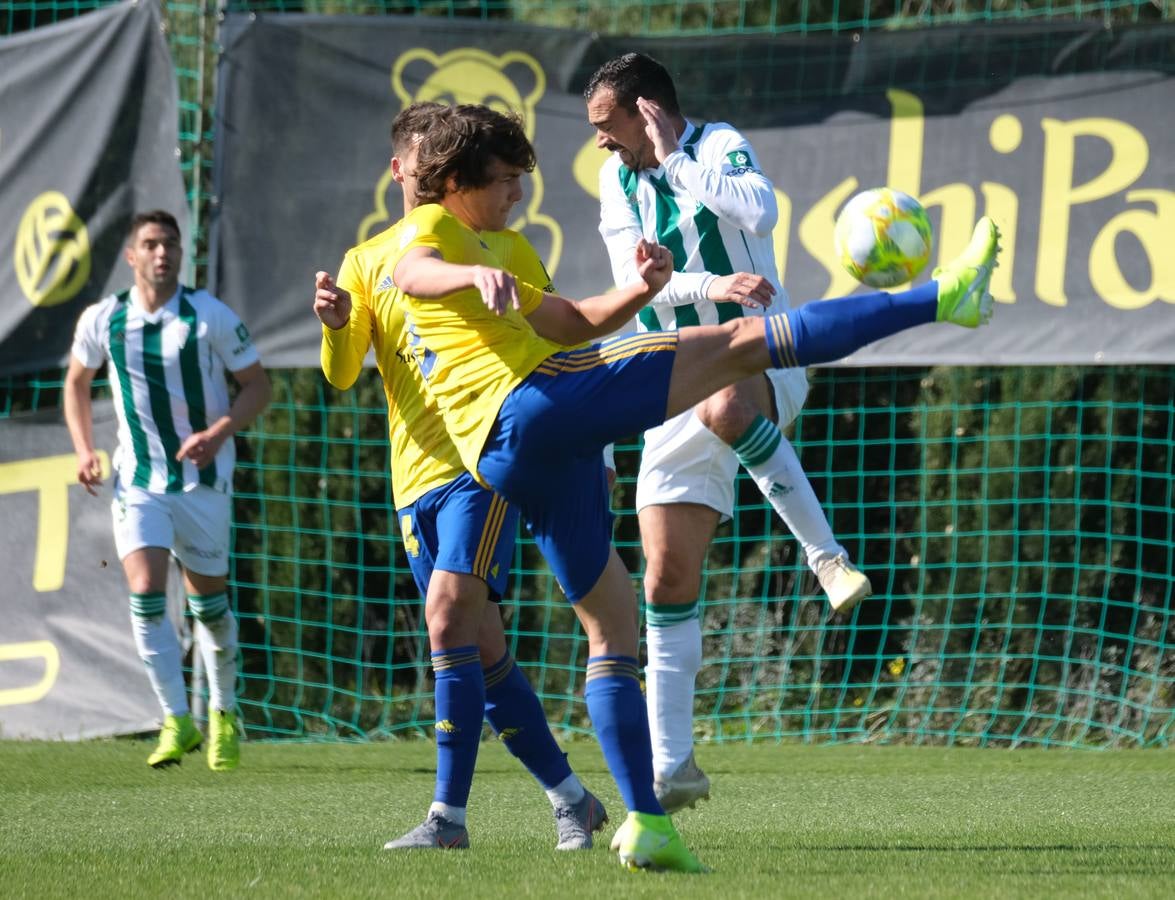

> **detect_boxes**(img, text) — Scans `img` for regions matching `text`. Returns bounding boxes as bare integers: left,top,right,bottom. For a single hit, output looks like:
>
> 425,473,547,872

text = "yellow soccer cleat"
616,811,708,874
934,217,1001,328
147,713,203,768
207,709,241,772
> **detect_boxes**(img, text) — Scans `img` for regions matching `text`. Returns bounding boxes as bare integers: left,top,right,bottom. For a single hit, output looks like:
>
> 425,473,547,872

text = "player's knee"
643,563,703,607
695,390,758,444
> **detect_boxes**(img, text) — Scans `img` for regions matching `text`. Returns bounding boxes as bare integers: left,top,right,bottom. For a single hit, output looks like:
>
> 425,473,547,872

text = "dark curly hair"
412,104,536,205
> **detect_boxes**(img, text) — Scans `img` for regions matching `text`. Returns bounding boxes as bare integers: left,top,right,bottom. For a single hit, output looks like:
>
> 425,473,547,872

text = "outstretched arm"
525,241,673,346
393,248,523,315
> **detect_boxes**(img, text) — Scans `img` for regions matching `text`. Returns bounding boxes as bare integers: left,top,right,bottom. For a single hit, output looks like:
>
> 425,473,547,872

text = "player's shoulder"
696,120,751,148
348,221,404,256
76,290,127,327
180,286,228,311
403,202,452,233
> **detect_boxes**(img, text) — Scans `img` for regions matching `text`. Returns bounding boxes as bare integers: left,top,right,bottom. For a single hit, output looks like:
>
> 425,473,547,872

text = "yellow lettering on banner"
1089,190,1175,310
885,89,924,199
772,188,792,286
1038,118,1149,307
0,452,110,592
799,178,861,297
0,641,61,706
981,183,1019,302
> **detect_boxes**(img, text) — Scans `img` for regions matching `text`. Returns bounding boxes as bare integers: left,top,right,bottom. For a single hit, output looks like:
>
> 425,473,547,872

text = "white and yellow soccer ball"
833,187,933,288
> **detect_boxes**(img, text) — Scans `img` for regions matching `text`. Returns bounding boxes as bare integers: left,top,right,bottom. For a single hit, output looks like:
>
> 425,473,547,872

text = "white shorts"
636,367,810,521
111,482,232,576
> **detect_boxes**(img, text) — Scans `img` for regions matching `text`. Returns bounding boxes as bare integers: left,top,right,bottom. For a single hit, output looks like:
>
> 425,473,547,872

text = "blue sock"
483,654,572,789
431,646,484,808
763,281,939,367
585,655,662,815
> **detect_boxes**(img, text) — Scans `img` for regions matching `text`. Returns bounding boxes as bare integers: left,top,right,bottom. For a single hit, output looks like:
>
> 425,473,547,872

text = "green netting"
3,0,1172,748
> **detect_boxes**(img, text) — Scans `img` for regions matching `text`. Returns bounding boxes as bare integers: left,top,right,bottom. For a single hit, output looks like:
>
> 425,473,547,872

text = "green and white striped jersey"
598,120,787,332
71,286,260,494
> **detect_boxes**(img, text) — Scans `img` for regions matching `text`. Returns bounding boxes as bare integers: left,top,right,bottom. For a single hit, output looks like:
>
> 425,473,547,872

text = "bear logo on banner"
359,47,563,275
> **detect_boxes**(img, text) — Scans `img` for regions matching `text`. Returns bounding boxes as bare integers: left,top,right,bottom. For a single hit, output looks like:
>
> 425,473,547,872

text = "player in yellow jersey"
387,104,999,873
314,104,606,851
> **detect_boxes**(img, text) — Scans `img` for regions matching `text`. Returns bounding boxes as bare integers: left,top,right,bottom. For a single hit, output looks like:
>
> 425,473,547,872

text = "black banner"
0,0,188,376
212,17,1175,366
0,403,161,739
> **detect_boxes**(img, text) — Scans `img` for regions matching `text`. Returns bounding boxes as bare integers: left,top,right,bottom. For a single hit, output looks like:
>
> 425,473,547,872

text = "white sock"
130,612,189,717
194,609,238,712
734,419,844,570
644,610,702,778
545,773,585,809
429,801,466,826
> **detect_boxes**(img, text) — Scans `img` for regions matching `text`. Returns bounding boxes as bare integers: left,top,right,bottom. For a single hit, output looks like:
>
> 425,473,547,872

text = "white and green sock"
188,593,238,712
732,415,845,570
129,592,188,717
644,601,702,778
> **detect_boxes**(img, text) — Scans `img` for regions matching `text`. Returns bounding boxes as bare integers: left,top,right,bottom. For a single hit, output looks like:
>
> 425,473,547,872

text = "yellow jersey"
395,204,562,484
321,216,555,507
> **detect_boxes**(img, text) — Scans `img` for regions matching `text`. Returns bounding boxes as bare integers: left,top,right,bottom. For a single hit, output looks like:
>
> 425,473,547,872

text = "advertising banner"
0,0,188,376
211,18,1175,366
0,402,162,739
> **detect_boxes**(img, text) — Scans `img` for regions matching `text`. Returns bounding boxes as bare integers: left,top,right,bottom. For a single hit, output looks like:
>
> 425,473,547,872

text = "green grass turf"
0,740,1171,898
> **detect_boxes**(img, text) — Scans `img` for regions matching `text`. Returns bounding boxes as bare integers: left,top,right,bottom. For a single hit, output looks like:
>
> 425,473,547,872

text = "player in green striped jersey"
64,210,271,770
586,52,873,819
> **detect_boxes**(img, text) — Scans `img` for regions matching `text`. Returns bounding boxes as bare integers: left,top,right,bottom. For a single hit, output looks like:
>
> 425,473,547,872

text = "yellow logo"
435,719,458,734
498,727,520,741
400,514,420,557
363,48,562,273
490,562,499,579
14,192,91,307
0,641,60,707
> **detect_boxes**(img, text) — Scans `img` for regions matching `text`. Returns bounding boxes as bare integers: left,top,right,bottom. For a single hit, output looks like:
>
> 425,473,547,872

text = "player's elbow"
744,200,778,236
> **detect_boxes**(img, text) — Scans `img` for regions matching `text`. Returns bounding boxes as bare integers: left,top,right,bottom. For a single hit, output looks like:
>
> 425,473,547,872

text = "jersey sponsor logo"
377,275,394,292
727,150,752,168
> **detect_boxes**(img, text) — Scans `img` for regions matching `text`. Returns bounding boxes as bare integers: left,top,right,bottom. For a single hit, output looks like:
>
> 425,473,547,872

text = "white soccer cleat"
816,554,872,614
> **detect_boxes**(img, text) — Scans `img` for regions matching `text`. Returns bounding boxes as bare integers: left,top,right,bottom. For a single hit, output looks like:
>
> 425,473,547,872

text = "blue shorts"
477,333,678,602
395,472,519,602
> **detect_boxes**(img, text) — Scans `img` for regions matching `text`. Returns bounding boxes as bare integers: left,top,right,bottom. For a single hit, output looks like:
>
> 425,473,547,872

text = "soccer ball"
833,187,933,288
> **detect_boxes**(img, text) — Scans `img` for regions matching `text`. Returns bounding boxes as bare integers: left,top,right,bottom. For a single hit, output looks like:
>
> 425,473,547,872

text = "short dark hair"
128,210,180,241
583,52,680,116
391,101,446,155
412,104,536,205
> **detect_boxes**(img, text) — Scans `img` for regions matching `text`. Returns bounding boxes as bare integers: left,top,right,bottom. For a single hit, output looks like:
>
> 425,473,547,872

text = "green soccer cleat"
554,787,609,850
933,216,1001,328
207,709,241,772
147,713,203,768
816,554,873,615
616,811,708,874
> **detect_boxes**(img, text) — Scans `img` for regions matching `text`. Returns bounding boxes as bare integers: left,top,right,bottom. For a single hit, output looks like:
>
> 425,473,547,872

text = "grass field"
1,739,1172,898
